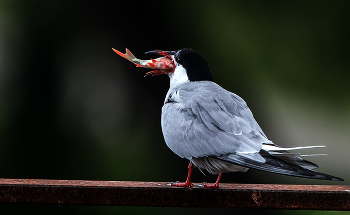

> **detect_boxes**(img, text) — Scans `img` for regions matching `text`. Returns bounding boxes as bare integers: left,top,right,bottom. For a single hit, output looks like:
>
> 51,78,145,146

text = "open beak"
145,50,177,55
144,50,176,77
112,48,175,77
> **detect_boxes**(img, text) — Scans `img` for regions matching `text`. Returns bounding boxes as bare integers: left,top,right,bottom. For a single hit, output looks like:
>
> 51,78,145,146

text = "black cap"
174,49,214,82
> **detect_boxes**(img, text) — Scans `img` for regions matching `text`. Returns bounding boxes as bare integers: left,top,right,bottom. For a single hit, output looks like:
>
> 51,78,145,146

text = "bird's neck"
168,65,189,88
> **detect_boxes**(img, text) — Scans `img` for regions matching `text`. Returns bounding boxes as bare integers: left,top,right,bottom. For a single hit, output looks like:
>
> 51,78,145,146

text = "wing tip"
216,151,344,182
330,176,344,181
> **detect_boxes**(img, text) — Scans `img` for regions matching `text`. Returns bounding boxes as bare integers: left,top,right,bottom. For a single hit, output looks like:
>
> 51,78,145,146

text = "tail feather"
272,153,319,170
262,143,327,170
262,143,326,151
215,150,343,181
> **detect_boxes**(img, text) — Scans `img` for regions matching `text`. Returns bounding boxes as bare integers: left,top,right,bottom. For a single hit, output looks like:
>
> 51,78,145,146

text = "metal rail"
0,178,349,210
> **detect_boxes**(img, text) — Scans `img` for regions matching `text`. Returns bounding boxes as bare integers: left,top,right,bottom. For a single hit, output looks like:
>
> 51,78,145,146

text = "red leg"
204,172,222,188
171,162,194,187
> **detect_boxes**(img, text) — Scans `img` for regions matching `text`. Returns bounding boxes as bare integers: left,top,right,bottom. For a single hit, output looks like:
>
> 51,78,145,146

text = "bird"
115,48,344,188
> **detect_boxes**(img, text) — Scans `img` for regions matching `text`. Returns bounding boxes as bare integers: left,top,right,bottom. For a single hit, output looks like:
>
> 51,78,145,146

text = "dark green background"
0,0,349,214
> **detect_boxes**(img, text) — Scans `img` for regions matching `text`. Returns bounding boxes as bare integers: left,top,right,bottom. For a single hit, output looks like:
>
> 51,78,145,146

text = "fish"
112,48,175,76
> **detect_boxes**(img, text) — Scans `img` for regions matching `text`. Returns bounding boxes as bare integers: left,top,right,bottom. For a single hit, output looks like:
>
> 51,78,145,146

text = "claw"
202,173,222,189
203,183,220,188
170,162,194,188
171,181,193,188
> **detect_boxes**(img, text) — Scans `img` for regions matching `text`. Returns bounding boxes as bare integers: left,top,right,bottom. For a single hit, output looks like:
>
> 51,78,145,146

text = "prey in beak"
112,48,175,77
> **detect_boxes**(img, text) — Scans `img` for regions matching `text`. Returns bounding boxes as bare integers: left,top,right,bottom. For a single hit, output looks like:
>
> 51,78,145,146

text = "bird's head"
145,49,214,86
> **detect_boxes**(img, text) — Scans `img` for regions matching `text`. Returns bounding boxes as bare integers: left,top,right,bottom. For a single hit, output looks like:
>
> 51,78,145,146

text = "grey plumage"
161,81,342,181
114,48,343,185
162,81,267,158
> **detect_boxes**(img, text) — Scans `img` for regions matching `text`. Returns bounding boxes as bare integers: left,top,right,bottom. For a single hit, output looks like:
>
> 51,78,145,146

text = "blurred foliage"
0,0,349,214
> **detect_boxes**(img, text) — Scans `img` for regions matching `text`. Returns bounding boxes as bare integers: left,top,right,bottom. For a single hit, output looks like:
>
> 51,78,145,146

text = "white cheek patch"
168,57,189,88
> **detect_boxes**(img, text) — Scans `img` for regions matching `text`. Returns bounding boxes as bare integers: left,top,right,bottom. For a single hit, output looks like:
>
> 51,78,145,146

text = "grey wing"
217,150,343,181
161,82,271,160
161,82,343,181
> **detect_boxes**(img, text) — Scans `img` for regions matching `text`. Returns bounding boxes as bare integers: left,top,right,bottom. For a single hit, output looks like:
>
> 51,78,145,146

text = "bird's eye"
175,56,183,65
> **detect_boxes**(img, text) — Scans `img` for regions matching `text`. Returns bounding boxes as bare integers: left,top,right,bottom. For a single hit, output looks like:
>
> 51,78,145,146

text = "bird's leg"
171,162,194,187
204,172,222,188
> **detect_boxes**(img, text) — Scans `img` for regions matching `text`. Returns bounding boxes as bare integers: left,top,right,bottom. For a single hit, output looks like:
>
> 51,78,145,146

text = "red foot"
171,181,193,188
203,183,220,188
172,162,194,188
203,172,222,189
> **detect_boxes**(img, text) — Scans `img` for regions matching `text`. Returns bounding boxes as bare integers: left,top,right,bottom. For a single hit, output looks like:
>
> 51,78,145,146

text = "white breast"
168,58,189,88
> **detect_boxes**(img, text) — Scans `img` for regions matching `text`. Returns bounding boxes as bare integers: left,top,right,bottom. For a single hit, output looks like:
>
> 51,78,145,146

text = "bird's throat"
168,64,189,88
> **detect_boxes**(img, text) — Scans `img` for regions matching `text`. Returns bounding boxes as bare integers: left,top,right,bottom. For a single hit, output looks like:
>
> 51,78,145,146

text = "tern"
113,48,343,188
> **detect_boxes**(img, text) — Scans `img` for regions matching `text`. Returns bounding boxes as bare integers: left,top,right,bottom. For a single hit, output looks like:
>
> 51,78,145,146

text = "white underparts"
191,157,249,174
168,58,189,88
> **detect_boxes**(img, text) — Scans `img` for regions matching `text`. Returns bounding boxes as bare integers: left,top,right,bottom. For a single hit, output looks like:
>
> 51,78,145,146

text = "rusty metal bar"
0,178,349,210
